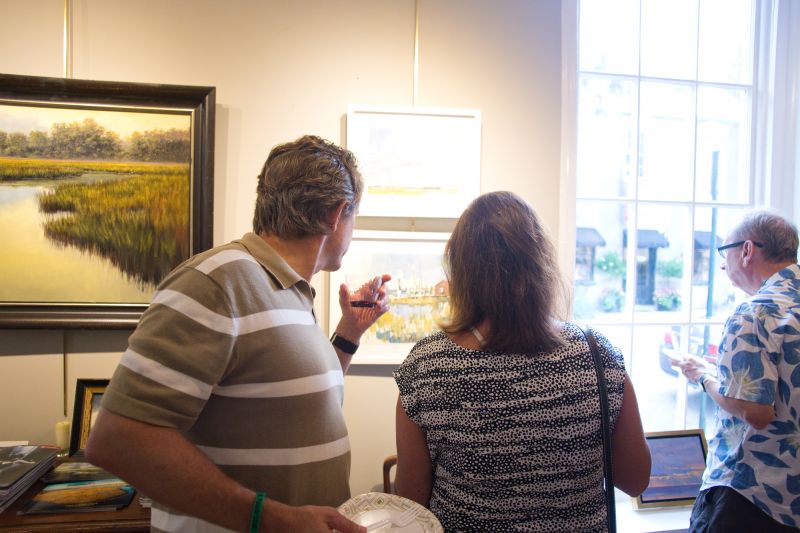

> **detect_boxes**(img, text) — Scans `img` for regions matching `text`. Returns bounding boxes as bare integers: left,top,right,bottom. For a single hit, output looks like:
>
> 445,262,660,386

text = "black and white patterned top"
394,322,626,532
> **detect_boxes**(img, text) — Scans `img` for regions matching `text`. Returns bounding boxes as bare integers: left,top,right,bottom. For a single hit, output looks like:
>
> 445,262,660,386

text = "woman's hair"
253,135,363,239
730,209,798,263
440,191,566,353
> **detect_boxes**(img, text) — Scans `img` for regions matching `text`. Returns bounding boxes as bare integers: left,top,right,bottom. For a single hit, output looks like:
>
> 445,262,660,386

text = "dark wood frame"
0,73,215,329
69,378,110,456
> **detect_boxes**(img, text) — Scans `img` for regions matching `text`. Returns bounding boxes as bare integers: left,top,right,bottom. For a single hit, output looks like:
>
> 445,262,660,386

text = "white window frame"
560,0,800,428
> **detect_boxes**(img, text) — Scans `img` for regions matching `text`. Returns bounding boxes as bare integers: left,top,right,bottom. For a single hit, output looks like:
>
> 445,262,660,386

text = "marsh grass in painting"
1,158,189,295
0,104,192,303
365,185,459,197
36,163,190,286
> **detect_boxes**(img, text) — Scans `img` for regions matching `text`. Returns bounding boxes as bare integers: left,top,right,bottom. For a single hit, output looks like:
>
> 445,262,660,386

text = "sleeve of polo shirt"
717,303,778,406
101,266,237,430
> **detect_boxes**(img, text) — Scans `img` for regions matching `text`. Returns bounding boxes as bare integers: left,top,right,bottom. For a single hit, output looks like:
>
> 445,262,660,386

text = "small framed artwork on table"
69,379,110,456
346,104,481,218
633,429,709,509
329,230,450,365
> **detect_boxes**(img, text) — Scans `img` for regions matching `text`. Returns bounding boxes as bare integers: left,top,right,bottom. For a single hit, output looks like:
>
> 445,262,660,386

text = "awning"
623,229,670,248
576,227,606,247
694,231,723,250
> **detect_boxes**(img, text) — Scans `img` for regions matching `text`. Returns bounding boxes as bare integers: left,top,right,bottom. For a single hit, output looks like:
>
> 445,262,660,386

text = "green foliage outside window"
654,290,682,311
595,251,626,278
657,257,683,279
599,287,625,312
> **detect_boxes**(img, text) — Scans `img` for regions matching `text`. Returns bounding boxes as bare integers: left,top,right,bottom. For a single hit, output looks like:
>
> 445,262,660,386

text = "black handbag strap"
578,324,616,533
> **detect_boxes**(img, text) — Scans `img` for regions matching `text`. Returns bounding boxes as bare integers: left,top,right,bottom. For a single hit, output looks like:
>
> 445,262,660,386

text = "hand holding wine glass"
336,274,392,339
345,274,384,308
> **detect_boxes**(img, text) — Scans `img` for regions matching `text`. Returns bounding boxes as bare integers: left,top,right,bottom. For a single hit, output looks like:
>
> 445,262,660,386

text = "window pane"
574,201,631,320
695,86,751,204
692,206,748,321
579,0,639,75
632,204,691,322
698,0,755,84
631,324,717,432
577,75,637,199
631,325,687,432
640,0,698,80
575,0,757,435
687,323,722,431
638,82,695,201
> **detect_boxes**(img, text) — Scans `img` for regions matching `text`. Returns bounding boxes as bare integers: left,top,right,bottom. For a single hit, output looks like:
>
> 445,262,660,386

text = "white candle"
55,420,70,451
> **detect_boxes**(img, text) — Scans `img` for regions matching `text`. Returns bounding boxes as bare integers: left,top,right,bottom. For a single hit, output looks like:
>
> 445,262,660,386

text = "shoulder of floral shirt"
759,263,800,290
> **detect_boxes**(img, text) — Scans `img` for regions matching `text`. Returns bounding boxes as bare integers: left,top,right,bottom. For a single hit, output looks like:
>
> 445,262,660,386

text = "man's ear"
742,240,756,266
327,201,348,231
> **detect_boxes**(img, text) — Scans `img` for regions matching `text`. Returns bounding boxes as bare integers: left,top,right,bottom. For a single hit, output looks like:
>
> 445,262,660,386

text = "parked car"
658,326,718,377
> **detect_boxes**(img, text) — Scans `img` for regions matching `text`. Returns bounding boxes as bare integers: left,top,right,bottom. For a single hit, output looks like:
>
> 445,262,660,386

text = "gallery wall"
0,0,562,494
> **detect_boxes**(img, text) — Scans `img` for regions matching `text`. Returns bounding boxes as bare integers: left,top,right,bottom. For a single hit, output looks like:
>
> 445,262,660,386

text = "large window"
573,0,759,432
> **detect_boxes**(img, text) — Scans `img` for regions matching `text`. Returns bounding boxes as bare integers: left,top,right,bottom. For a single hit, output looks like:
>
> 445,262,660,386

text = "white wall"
0,0,562,496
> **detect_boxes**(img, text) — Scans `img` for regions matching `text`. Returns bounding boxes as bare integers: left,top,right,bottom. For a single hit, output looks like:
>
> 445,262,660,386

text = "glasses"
717,240,763,259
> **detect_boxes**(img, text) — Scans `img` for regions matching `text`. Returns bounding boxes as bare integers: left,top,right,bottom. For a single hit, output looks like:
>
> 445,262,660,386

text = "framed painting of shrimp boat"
346,104,481,218
328,230,450,365
0,73,214,329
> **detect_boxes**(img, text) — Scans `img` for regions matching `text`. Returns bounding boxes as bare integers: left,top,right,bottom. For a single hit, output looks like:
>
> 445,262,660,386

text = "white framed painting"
329,230,450,364
346,104,481,218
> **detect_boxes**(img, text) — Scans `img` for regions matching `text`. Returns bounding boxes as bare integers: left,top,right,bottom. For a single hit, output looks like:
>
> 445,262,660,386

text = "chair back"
382,454,397,493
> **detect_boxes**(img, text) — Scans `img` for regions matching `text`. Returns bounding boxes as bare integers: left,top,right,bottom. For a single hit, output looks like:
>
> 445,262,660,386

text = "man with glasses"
679,210,800,532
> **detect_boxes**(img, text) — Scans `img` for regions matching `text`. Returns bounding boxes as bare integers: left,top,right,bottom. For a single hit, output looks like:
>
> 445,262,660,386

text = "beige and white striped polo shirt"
101,232,350,532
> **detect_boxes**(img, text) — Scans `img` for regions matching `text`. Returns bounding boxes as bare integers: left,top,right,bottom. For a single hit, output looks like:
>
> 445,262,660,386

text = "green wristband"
250,492,266,533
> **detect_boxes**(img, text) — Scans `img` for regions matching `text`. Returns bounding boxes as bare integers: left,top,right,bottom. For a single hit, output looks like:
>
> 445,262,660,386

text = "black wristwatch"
330,332,359,355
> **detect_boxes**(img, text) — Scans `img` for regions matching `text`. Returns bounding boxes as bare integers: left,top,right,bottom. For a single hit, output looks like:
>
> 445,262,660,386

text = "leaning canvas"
634,429,709,509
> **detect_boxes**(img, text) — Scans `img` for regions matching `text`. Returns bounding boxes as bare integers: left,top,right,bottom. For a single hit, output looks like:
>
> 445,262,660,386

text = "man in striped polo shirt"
86,135,389,533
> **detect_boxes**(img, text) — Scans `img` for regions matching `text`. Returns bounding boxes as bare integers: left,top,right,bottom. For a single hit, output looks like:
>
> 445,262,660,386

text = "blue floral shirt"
702,264,800,527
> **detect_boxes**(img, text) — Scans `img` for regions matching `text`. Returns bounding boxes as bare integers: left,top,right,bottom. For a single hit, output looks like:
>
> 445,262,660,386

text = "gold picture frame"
69,379,110,456
633,429,709,509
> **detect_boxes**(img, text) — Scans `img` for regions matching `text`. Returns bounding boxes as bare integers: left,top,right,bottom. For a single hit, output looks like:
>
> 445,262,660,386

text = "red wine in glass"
350,300,376,308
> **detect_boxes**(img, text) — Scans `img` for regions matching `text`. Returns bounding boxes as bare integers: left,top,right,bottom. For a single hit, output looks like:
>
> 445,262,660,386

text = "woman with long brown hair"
393,191,650,532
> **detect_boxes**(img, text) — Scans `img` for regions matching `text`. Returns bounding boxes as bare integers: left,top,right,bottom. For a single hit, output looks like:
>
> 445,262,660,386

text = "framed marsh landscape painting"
0,74,214,328
346,104,481,218
328,230,450,364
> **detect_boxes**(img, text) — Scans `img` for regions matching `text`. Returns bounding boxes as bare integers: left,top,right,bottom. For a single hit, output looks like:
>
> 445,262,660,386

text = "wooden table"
0,479,150,532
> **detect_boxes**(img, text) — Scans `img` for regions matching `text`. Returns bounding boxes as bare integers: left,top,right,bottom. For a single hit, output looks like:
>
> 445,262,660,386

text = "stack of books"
0,445,59,513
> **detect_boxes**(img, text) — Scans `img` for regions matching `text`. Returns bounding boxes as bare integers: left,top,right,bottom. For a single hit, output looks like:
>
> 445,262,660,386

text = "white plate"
338,492,443,532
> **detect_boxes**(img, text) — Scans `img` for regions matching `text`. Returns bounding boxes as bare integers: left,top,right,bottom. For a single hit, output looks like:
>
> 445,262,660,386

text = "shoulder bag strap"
578,324,616,533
